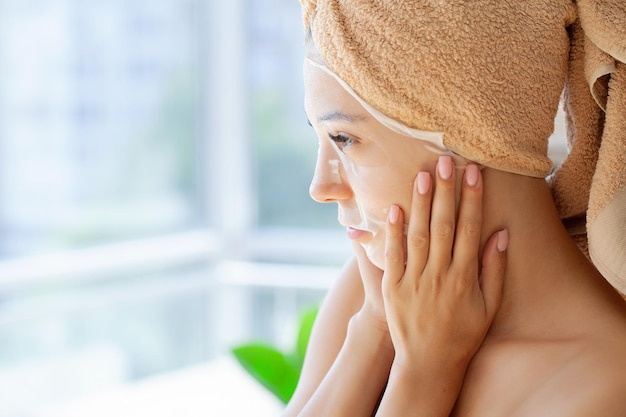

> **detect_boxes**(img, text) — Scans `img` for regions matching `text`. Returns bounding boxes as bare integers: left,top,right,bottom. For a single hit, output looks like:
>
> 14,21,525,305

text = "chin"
362,242,386,270
361,230,407,271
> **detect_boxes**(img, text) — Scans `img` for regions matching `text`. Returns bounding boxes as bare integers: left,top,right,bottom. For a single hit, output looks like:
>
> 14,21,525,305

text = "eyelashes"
328,132,358,151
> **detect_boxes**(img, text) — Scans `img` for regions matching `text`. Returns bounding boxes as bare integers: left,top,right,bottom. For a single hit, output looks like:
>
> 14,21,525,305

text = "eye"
328,132,357,152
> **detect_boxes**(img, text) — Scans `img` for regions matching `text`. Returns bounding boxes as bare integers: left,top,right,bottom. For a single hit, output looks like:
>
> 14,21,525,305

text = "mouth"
345,226,369,241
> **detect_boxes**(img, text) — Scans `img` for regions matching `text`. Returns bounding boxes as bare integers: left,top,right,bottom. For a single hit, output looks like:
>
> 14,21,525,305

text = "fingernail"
417,172,431,195
465,164,479,187
497,229,509,253
388,205,400,224
437,156,453,180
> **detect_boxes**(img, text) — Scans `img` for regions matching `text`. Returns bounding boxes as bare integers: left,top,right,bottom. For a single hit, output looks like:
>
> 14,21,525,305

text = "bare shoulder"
563,332,626,415
560,303,626,415
283,256,364,414
523,326,626,416
457,316,626,417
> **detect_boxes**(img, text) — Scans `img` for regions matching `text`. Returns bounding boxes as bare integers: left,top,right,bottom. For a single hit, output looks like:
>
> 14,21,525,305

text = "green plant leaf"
296,306,319,367
231,343,300,404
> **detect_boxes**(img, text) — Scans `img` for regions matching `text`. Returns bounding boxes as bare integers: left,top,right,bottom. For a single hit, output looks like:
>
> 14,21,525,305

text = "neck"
478,169,621,341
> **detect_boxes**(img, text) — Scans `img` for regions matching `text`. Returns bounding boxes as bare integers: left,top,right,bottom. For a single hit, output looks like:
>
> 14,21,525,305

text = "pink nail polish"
497,229,509,252
417,172,431,195
388,205,400,224
466,164,479,187
438,156,453,180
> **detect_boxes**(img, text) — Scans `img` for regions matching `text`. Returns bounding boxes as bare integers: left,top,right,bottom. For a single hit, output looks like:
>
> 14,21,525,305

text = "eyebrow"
317,111,369,124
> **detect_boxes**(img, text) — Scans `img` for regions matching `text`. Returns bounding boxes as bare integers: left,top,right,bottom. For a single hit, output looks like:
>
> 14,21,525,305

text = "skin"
282,55,626,416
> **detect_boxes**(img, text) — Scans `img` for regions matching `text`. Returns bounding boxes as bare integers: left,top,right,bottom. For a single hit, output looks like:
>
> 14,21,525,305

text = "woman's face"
304,59,445,269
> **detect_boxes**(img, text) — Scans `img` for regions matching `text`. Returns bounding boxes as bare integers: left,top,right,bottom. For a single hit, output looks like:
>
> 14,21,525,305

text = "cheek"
350,168,416,269
348,165,415,216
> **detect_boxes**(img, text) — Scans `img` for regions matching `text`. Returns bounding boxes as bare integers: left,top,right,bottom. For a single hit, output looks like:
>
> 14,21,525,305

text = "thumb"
479,229,508,319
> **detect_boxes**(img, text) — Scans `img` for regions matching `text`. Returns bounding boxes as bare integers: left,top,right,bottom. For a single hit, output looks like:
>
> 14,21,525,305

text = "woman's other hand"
352,241,390,336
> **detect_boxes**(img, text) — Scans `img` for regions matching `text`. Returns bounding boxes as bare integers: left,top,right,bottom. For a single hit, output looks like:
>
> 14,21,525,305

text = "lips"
346,226,369,240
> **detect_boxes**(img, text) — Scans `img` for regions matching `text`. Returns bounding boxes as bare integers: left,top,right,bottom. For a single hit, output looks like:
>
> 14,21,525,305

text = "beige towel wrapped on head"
301,0,626,294
553,1,626,293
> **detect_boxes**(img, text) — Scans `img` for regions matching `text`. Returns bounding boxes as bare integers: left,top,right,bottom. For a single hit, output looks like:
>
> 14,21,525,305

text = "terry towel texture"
301,0,626,293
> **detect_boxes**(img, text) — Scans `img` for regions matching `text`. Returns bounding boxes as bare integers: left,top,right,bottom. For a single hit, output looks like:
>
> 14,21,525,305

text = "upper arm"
283,256,364,415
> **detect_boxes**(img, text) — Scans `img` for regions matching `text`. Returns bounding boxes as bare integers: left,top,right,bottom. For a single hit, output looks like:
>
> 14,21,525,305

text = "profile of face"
304,58,448,269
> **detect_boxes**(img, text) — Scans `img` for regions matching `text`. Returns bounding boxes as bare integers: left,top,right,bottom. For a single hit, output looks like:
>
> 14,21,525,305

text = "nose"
309,146,353,203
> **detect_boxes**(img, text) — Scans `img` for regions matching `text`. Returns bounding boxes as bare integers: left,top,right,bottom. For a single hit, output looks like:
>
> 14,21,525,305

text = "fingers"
479,229,508,318
403,172,432,276
427,156,457,270
451,164,483,274
385,171,433,288
384,204,406,285
385,157,504,297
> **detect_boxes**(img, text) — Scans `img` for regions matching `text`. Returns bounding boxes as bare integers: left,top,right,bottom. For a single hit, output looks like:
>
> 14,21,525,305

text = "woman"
284,0,626,415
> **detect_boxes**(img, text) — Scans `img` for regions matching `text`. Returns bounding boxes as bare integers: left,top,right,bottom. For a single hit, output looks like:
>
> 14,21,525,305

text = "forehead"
303,59,368,122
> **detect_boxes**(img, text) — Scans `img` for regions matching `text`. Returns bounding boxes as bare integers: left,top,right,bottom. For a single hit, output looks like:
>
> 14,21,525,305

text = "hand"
382,157,508,372
352,241,390,336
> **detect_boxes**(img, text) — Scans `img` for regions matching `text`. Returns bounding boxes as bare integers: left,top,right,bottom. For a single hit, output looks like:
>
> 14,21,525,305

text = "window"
0,0,350,414
0,0,204,257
